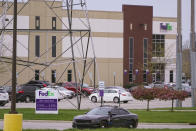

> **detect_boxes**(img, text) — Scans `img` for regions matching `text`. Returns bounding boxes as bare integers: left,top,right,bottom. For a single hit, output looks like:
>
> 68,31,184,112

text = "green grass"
131,110,196,123
1,108,196,123
1,129,196,131
0,108,87,121
151,107,196,110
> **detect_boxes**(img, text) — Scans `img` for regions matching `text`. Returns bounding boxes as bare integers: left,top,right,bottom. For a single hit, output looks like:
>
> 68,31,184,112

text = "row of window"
35,70,72,83
35,16,57,30
35,36,56,57
128,35,166,83
128,37,149,82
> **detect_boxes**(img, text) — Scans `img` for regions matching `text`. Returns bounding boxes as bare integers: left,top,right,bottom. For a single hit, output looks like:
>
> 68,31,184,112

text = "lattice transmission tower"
0,0,97,110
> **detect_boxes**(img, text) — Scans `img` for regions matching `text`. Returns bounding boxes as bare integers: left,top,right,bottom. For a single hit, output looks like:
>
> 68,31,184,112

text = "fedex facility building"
0,1,177,87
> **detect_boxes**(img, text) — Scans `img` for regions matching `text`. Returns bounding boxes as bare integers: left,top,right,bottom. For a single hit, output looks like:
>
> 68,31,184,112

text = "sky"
86,0,192,43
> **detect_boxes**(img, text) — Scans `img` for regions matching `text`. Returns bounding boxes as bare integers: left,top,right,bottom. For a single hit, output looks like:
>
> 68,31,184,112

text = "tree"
131,87,189,112
131,87,156,111
156,88,189,111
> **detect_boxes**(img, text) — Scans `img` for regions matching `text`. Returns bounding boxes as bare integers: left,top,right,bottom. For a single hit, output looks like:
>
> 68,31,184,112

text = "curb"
0,119,193,125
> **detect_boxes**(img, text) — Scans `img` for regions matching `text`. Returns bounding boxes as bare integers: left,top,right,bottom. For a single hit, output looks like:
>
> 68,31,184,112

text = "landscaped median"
1,108,196,124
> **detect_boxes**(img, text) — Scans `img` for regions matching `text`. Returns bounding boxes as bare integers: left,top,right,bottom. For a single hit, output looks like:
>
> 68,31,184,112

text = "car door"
110,109,121,127
118,109,131,127
103,89,109,101
108,89,118,102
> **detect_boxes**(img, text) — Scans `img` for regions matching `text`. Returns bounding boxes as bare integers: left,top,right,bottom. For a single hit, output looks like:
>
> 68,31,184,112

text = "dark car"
24,80,51,88
16,85,41,102
72,106,138,128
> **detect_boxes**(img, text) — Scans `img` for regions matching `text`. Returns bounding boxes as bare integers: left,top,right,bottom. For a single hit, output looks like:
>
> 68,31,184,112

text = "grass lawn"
1,129,196,131
151,107,196,110
1,108,196,123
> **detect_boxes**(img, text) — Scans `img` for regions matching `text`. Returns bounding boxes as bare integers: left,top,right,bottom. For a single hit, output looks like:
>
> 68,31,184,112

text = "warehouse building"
0,0,177,87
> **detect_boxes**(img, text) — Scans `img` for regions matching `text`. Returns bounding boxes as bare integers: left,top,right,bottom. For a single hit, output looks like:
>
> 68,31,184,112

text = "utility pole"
10,0,17,114
190,0,196,107
176,0,182,107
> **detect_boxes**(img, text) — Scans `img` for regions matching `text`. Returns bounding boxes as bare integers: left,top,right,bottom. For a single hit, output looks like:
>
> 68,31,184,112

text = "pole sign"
35,89,58,114
98,81,105,88
99,89,104,97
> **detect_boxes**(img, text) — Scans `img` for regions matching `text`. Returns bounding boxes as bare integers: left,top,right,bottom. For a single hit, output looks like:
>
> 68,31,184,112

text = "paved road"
0,97,193,110
1,120,196,130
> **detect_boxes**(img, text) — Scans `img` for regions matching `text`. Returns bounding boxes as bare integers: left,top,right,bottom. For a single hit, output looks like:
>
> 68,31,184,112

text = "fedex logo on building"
160,23,172,31
39,91,54,97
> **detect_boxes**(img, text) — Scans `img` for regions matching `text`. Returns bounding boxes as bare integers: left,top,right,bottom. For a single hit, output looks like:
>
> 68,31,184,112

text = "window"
35,36,40,57
67,70,72,82
144,24,147,30
143,38,148,82
119,109,129,115
143,38,148,59
130,23,133,30
51,70,56,83
35,70,39,80
152,35,165,57
143,71,147,83
170,70,173,83
129,37,134,82
108,90,117,93
35,16,40,29
52,17,56,30
52,36,56,57
152,63,165,82
103,90,109,93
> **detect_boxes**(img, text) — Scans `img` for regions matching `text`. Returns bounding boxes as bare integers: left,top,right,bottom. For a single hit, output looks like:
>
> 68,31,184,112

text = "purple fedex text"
39,91,54,96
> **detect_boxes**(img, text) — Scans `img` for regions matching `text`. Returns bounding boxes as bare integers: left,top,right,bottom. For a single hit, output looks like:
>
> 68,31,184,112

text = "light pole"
113,72,116,87
146,69,149,84
135,69,139,83
190,0,196,107
176,0,182,107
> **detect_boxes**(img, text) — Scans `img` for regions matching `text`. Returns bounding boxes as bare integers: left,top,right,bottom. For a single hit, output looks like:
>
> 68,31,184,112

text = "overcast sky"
86,0,192,42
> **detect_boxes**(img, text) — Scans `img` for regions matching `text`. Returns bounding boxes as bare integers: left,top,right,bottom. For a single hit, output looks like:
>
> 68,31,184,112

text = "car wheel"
25,96,31,103
113,97,119,103
91,96,97,103
68,96,73,99
1,103,6,106
123,101,128,103
128,120,137,128
100,121,108,128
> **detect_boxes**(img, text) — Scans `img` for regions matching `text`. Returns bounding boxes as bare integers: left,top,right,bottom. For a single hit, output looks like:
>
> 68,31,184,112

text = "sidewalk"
1,120,196,130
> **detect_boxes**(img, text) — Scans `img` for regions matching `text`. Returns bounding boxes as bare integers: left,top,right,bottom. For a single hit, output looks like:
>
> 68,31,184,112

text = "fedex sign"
160,23,172,31
36,89,58,114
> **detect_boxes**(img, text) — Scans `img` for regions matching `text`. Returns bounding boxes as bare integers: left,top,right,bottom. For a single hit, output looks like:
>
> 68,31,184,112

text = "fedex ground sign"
35,89,58,114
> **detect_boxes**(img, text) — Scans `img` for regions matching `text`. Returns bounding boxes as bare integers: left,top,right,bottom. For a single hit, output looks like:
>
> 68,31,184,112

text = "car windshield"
87,107,112,115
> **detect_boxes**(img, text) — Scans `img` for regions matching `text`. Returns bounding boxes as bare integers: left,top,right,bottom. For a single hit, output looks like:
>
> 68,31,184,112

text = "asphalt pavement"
0,97,193,110
1,120,196,130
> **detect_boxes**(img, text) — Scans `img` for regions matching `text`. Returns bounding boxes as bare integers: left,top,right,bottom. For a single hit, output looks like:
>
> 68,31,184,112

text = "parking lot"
0,97,192,110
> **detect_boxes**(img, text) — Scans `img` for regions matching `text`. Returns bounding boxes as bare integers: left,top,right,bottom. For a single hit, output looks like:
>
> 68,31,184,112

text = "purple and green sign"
160,23,172,31
36,90,58,114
